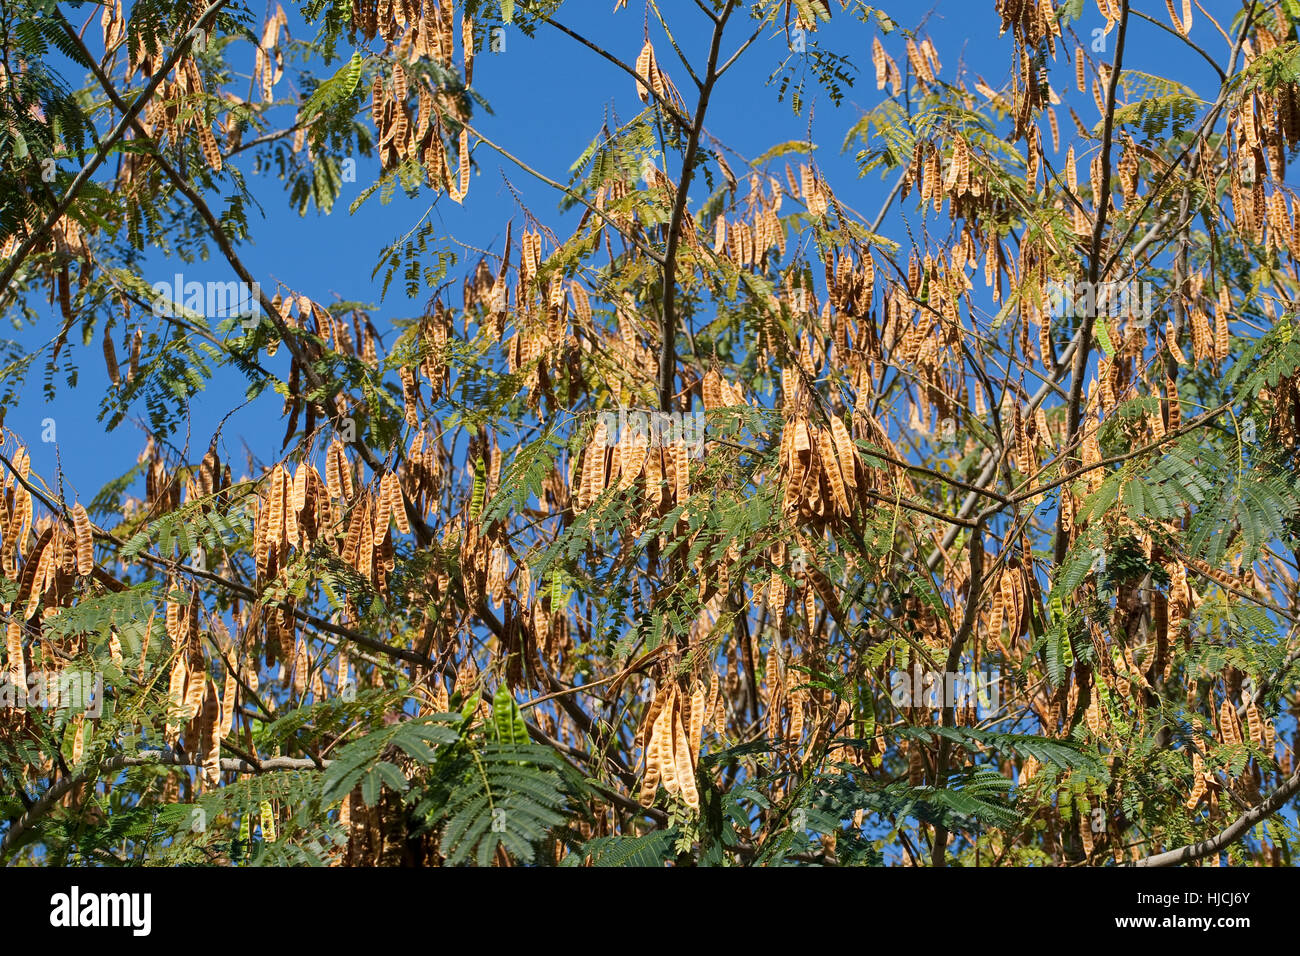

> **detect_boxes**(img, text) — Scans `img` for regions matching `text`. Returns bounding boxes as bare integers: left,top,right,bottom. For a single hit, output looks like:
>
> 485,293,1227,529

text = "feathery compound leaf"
320,717,460,805
563,830,677,867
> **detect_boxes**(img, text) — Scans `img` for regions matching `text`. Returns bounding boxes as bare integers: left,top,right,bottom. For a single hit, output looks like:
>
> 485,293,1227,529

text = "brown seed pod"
102,324,120,386
201,678,222,785
1079,811,1094,857
1214,284,1230,363
908,740,925,786
1186,751,1207,809
198,124,223,173
5,618,25,687
819,426,851,515
1245,699,1264,747
689,679,706,765
71,503,93,576
673,696,699,811
165,654,189,742
220,665,237,740
871,35,889,90
69,714,86,767
1084,696,1103,736
652,687,678,798
635,41,656,103
1219,698,1242,746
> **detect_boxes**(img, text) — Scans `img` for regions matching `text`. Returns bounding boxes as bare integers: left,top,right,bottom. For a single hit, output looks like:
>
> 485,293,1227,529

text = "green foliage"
413,736,572,866
562,829,677,867
320,715,460,806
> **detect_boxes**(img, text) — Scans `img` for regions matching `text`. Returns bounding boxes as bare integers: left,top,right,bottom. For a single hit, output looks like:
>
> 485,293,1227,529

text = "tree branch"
1134,764,1300,866
1053,0,1129,568
658,0,735,412
930,521,985,866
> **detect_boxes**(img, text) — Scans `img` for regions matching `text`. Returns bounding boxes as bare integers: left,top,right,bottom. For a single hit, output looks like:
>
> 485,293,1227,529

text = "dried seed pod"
652,687,678,797
871,35,887,89
1219,698,1242,746
165,654,189,742
672,441,689,506
819,426,851,515
5,618,25,687
71,503,93,576
1245,700,1264,747
1186,751,1207,809
1021,755,1040,784
908,740,925,786
1084,695,1103,735
201,679,222,784
1079,811,1094,857
198,124,223,172
102,325,120,386
689,679,706,764
673,697,699,811
634,41,656,103
70,715,86,766
220,665,238,739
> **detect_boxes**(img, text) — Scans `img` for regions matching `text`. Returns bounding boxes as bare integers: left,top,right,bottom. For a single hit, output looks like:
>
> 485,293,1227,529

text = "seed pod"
829,415,858,490
787,692,804,748
201,678,222,784
71,503,93,576
183,656,206,724
452,128,470,203
102,324,121,386
702,369,723,410
5,618,25,687
819,426,851,515
689,679,706,765
220,665,237,739
1214,284,1230,363
673,441,689,506
1219,698,1242,746
1084,695,1103,735
70,715,86,766
652,688,678,797
872,35,889,90
166,654,189,741
374,473,394,535
198,124,223,172
635,41,655,103
908,740,925,786
1186,751,1207,809
673,708,699,811
1245,700,1264,747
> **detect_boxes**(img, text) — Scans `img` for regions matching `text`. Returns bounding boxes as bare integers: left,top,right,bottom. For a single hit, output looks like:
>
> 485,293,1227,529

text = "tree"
1,0,1299,867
